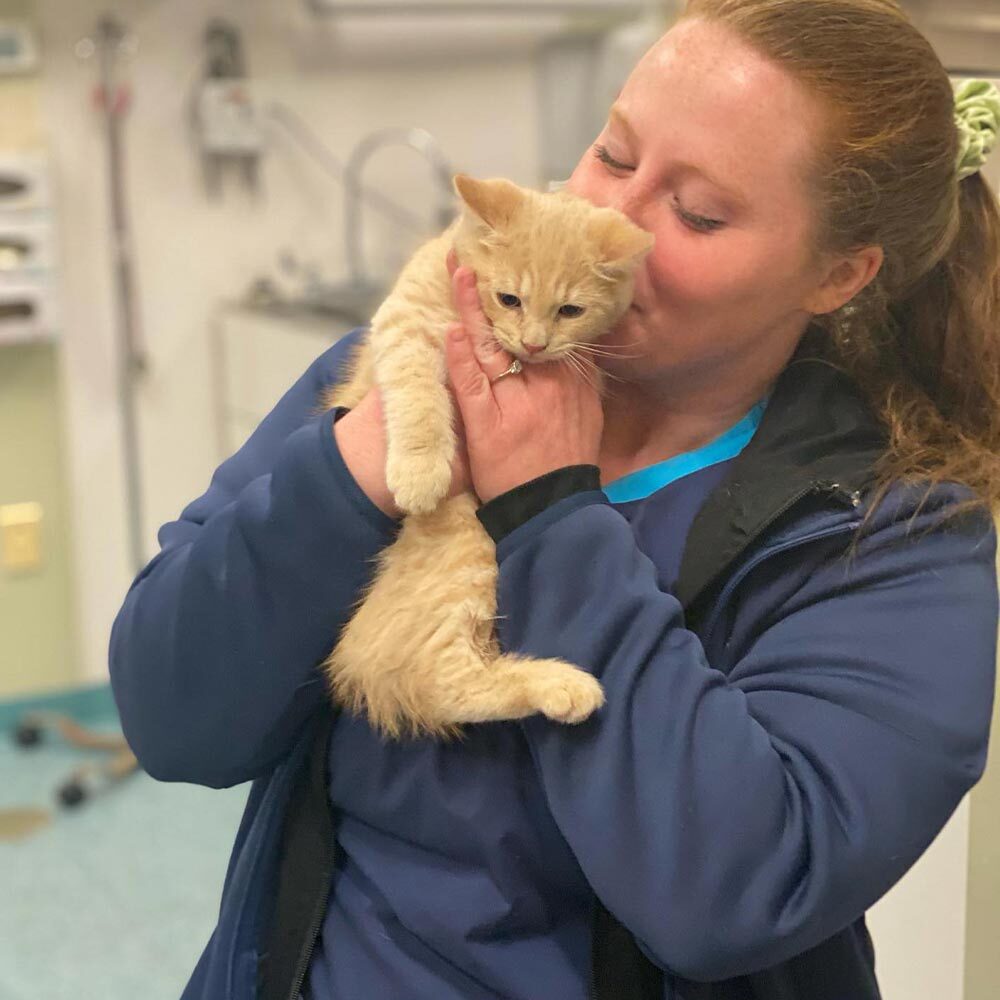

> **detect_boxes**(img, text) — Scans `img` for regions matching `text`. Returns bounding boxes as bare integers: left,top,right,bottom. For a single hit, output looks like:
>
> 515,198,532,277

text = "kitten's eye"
558,304,585,319
496,292,522,309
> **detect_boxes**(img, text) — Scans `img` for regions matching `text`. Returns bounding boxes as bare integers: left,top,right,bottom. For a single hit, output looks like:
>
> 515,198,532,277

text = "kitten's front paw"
531,664,605,724
386,451,453,515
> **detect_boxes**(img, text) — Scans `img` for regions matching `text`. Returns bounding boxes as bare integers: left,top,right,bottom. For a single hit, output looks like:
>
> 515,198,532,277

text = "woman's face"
567,17,834,393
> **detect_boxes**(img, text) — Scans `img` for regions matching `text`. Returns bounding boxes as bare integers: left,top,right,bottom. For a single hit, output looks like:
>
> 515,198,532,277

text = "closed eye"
673,196,725,234
593,144,633,172
596,143,725,234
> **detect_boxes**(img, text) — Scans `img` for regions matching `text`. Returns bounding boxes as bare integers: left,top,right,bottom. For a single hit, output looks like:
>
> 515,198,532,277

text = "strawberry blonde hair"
684,0,1000,508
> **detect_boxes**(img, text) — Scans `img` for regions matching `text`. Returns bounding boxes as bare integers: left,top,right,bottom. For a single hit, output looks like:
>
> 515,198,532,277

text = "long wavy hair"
684,0,1000,510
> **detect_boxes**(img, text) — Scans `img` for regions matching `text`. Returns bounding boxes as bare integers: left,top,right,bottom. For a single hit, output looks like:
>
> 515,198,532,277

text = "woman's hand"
444,264,605,505
333,389,401,518
334,385,473,518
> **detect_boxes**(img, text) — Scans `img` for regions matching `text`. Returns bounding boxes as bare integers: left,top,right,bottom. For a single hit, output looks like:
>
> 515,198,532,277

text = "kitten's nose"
523,344,545,355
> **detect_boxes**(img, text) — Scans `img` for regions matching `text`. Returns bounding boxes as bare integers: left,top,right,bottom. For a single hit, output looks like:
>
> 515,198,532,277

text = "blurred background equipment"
0,152,58,345
342,126,454,289
256,109,456,321
0,18,38,74
194,19,263,197
6,710,138,824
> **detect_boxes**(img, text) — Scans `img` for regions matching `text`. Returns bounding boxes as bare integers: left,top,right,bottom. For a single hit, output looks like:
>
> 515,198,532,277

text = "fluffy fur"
319,174,653,738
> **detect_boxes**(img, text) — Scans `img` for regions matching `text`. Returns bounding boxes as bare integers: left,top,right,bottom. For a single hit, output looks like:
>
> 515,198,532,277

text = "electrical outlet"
0,501,42,572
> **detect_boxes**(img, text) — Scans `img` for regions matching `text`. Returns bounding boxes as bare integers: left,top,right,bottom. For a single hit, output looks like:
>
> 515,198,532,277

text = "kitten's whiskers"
574,341,645,360
563,347,630,394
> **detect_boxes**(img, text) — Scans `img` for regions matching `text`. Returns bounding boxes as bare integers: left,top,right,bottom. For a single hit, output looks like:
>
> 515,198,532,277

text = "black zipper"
285,839,336,1000
259,712,337,1000
589,896,599,1000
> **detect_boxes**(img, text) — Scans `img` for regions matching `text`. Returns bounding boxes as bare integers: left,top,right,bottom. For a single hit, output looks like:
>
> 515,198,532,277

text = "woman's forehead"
618,19,823,197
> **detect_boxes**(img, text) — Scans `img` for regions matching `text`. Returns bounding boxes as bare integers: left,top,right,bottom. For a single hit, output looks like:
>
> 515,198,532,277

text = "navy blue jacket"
109,328,997,999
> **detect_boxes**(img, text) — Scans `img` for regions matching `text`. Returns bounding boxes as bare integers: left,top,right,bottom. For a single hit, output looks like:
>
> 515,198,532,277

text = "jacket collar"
674,328,887,615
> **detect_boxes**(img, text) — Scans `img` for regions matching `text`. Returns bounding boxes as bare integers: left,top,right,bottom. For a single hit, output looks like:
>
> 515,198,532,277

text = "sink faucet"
343,126,456,289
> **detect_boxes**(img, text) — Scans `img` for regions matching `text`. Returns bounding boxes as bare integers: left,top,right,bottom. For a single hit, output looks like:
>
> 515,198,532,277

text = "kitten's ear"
598,216,655,273
453,174,526,231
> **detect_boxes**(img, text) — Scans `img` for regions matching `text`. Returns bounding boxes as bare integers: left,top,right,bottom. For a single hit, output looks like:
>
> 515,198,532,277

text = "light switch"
0,501,43,572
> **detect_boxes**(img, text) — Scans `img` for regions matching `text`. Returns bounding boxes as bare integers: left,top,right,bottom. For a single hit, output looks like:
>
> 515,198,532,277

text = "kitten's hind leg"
433,653,606,727
324,492,604,738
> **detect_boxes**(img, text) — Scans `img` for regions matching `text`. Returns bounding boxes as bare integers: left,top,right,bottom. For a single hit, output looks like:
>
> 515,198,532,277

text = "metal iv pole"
91,15,148,575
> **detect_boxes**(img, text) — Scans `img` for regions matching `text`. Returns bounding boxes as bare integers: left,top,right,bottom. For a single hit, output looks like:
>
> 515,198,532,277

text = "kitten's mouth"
494,336,549,362
515,346,553,362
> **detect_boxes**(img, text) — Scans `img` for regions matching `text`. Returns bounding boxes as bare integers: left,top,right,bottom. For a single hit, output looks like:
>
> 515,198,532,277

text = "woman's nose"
569,170,646,223
609,184,645,225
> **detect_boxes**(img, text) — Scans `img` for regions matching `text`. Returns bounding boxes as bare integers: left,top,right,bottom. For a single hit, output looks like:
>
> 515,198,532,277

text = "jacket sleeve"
108,330,399,788
494,488,997,981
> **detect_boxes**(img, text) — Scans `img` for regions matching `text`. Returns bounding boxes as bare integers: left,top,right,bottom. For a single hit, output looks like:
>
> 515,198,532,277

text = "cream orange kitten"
320,175,652,738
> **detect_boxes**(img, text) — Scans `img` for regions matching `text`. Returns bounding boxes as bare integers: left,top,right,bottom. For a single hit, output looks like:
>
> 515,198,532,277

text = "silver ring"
489,358,523,384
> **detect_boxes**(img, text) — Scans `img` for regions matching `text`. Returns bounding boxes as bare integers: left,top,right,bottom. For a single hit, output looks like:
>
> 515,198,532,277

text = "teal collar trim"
602,399,767,504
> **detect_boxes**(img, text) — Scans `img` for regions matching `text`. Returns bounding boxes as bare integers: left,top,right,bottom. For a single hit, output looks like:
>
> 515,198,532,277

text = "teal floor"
0,685,248,1000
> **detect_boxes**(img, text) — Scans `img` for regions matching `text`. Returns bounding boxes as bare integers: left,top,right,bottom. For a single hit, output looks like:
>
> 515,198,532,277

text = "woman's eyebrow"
608,104,640,145
608,104,750,211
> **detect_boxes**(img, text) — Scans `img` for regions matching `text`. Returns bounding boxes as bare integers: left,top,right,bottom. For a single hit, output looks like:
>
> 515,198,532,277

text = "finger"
452,267,512,375
445,322,498,428
452,267,487,336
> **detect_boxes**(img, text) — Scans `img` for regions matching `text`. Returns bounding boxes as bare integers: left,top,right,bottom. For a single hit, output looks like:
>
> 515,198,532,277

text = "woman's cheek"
645,247,706,310
652,240,738,308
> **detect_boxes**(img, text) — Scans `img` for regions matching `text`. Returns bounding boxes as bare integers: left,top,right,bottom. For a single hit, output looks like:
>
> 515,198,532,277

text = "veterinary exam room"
1,1,999,998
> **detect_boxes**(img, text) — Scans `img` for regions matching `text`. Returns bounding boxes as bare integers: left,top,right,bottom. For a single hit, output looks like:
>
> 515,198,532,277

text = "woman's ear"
806,245,884,315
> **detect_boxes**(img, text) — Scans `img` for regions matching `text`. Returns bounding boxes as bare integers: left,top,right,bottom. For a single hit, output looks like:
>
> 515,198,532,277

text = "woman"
109,2,1000,998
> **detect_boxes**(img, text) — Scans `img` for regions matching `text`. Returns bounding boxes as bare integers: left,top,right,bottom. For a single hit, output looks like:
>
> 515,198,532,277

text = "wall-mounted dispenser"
0,278,58,344
0,154,59,345
0,218,54,272
0,153,49,212
193,21,262,197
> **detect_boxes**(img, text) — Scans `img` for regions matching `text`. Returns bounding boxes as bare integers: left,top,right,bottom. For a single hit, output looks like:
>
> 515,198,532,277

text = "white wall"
35,0,542,685
869,802,971,1000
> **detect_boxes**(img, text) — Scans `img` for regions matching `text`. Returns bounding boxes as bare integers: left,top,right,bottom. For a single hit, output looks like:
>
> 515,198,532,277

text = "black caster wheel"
13,720,43,748
58,780,87,808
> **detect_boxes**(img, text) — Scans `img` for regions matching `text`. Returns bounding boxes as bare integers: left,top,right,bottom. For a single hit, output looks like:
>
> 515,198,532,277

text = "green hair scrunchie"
954,79,1000,181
